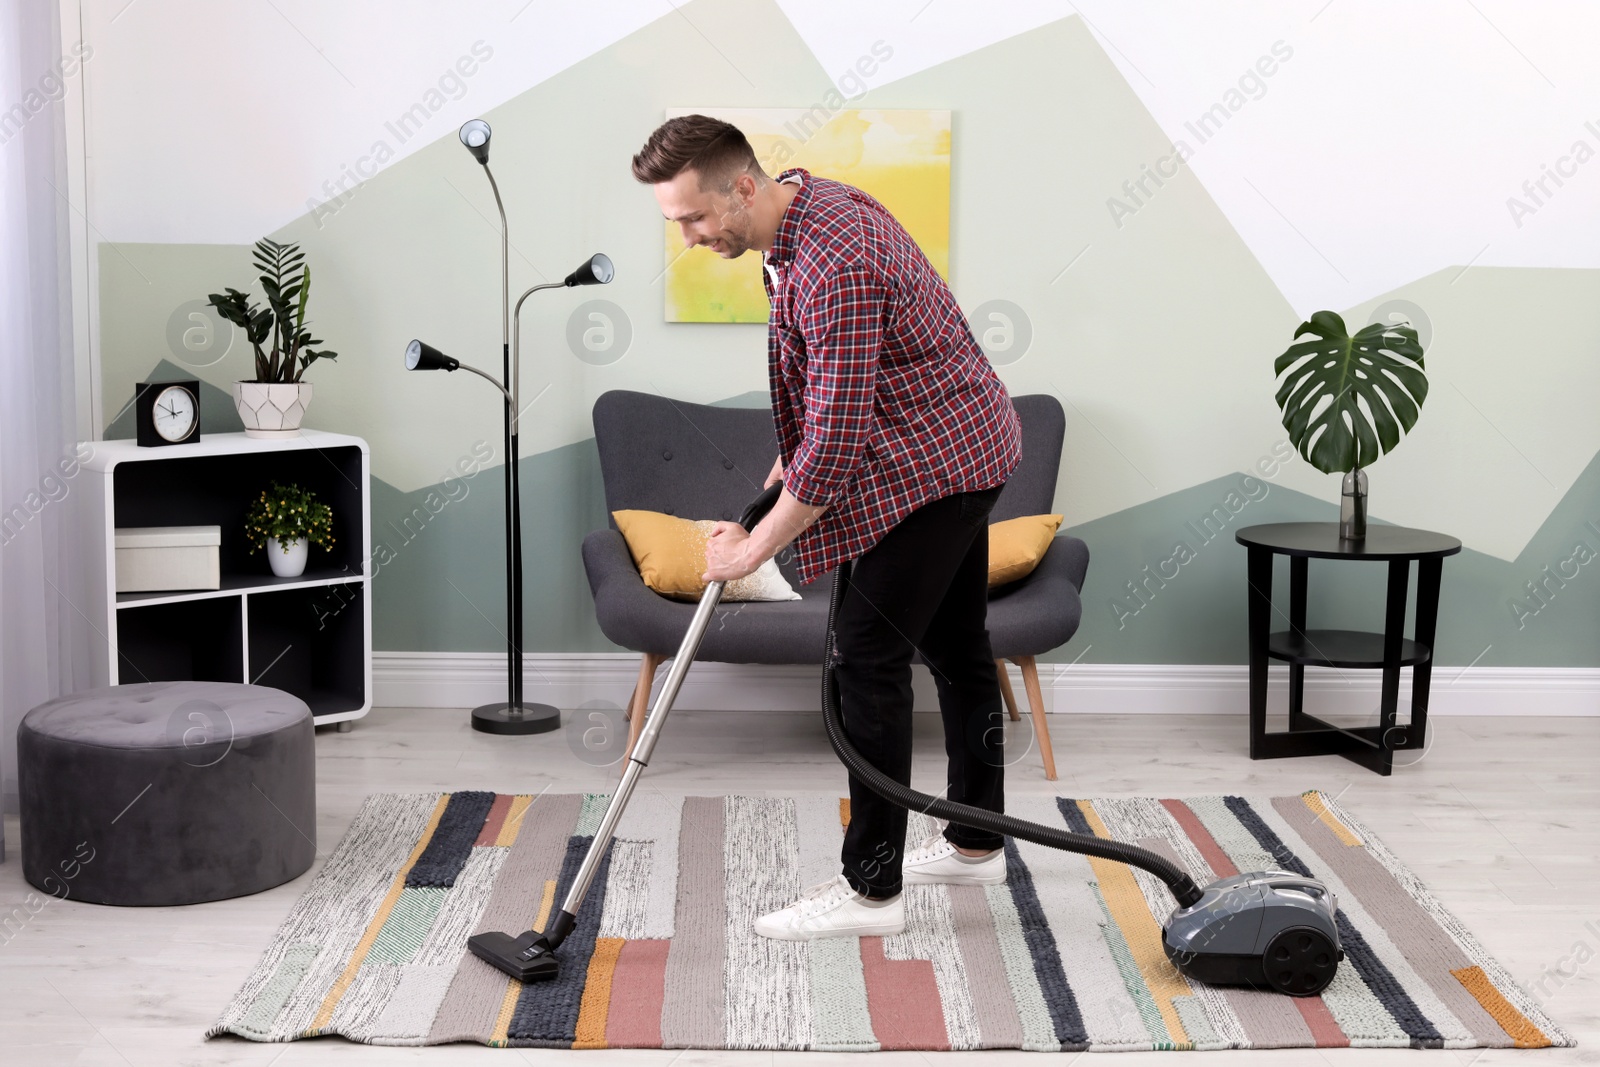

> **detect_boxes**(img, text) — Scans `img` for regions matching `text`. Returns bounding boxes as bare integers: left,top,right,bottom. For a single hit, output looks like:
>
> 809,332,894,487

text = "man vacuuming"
472,117,1338,992
632,115,1023,939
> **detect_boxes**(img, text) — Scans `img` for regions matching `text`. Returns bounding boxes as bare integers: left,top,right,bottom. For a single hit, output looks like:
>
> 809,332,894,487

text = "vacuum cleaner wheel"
1262,925,1339,997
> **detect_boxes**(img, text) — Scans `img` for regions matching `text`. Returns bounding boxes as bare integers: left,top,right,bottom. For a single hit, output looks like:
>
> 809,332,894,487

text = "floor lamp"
404,117,615,735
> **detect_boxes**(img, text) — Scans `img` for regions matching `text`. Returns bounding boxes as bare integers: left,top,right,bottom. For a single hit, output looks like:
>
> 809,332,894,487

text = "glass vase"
1340,467,1368,541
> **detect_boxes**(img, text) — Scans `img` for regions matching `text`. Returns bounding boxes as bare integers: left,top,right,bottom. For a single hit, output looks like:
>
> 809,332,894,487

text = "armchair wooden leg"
996,659,1021,721
1012,656,1058,781
625,652,665,770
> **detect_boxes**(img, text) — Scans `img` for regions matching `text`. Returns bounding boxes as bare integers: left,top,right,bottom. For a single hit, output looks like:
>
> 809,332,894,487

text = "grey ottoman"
18,681,316,906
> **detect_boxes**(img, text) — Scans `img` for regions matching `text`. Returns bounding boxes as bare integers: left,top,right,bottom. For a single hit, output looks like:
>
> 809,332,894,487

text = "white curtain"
0,0,91,861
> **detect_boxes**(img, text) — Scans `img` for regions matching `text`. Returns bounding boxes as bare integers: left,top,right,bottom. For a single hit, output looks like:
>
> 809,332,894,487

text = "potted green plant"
1273,310,1429,540
245,481,335,578
207,238,339,439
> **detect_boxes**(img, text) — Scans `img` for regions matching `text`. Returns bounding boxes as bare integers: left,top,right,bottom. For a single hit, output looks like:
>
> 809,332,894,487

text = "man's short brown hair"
632,114,763,192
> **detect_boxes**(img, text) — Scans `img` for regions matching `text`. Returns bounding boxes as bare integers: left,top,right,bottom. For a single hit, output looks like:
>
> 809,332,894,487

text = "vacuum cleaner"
469,484,1343,997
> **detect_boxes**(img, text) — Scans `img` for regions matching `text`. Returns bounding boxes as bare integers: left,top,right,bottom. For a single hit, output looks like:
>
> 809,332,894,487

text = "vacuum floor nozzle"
467,930,561,983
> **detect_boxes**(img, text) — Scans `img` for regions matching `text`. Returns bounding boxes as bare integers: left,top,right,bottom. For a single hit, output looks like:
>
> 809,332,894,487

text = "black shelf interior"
117,597,244,684
112,445,362,582
1267,628,1430,670
248,582,366,716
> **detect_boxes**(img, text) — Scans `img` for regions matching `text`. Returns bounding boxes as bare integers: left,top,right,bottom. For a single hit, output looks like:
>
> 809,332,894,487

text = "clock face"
153,385,197,442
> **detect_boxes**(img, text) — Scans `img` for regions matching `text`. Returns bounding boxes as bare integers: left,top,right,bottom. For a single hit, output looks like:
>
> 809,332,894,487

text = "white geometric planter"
234,381,313,439
266,535,310,577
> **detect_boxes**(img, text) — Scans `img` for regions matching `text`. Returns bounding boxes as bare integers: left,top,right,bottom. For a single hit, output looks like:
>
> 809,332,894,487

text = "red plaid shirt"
764,167,1022,586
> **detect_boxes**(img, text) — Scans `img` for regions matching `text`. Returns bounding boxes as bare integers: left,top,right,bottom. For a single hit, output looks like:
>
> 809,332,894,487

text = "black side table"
1235,523,1462,776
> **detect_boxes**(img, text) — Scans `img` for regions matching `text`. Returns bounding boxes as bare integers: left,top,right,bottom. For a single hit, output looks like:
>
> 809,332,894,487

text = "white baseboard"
373,652,1600,717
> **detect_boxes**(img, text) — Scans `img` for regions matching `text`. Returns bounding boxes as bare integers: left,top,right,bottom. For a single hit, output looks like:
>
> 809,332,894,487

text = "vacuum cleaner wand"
466,484,787,983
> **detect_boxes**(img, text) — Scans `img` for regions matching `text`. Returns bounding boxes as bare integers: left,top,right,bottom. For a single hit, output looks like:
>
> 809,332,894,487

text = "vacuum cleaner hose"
811,505,1205,910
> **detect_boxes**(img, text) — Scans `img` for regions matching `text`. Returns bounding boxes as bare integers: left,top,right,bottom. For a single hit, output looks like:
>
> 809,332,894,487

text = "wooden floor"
3,706,1596,1065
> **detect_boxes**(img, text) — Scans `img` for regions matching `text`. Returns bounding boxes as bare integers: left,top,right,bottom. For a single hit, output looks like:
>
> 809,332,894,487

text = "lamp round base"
471,702,561,735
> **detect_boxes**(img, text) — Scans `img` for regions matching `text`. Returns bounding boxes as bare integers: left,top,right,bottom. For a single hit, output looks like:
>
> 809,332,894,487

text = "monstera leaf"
1273,310,1428,475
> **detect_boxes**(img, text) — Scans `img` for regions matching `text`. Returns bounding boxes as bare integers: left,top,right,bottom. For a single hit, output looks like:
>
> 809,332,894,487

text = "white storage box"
114,526,221,593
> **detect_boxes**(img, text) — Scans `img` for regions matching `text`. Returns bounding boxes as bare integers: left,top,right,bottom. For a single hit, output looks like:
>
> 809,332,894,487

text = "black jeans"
834,483,1008,897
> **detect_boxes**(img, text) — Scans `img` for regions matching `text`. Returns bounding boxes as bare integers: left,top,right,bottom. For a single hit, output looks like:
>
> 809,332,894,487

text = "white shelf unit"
76,430,373,728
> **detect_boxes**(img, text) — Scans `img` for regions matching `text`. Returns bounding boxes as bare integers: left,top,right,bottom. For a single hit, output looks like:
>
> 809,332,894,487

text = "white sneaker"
752,875,905,941
902,831,1007,886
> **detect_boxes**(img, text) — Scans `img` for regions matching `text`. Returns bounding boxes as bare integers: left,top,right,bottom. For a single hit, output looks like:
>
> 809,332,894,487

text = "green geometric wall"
95,3,1600,666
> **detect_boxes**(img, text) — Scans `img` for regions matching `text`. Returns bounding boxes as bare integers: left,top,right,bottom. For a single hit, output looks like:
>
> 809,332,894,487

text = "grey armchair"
581,389,1089,779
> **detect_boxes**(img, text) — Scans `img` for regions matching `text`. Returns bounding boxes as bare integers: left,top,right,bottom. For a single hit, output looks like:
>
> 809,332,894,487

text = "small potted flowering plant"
245,481,335,578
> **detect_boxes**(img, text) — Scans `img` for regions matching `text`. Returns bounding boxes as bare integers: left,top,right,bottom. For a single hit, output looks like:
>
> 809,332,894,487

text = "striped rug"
209,790,1572,1051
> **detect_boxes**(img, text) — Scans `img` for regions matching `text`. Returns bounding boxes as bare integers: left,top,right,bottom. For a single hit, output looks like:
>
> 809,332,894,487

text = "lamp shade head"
405,339,459,372
458,119,491,165
564,252,614,287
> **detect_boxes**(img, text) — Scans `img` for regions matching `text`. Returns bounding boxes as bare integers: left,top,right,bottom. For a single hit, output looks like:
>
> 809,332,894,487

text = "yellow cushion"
988,514,1063,586
611,509,801,603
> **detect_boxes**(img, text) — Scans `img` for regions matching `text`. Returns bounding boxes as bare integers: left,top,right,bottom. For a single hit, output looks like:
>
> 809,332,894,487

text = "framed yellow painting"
661,107,952,323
